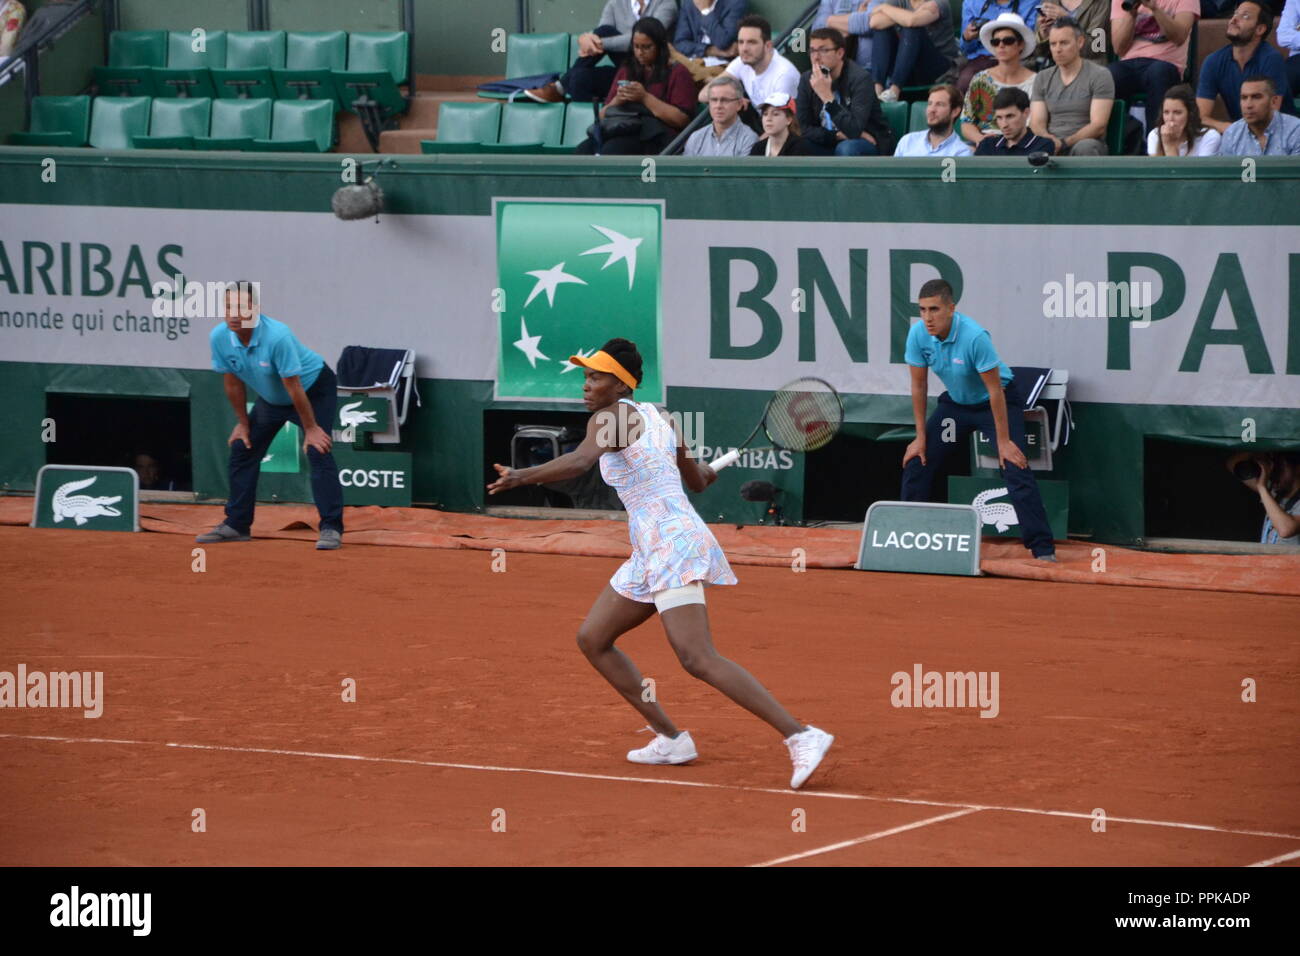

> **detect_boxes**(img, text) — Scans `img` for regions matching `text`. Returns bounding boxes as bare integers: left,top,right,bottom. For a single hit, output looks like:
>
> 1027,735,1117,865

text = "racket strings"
765,380,842,452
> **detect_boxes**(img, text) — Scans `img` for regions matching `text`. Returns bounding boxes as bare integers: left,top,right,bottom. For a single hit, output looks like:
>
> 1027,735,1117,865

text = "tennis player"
487,338,834,789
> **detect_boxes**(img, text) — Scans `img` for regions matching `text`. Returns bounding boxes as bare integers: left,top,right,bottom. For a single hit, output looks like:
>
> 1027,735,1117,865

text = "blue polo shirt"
905,311,1012,405
209,314,324,406
1196,42,1294,122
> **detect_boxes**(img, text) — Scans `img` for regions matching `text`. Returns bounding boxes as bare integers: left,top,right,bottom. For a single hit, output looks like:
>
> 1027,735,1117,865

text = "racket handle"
712,448,741,471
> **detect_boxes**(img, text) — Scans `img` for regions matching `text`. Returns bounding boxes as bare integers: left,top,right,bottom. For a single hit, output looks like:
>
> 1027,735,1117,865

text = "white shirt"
725,51,800,105
1146,127,1222,156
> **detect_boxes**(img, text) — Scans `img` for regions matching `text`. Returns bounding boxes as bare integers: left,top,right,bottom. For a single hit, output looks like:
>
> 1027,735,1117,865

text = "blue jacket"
673,0,749,59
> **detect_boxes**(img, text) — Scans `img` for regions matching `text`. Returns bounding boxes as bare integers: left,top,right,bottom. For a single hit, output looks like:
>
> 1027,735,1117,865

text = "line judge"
901,278,1057,561
196,283,344,550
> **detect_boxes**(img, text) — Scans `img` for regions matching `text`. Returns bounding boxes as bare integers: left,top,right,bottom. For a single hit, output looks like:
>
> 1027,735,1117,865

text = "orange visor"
567,350,637,391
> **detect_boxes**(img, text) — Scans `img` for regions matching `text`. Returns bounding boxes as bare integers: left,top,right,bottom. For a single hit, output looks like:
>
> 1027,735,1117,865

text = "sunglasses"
989,35,1023,46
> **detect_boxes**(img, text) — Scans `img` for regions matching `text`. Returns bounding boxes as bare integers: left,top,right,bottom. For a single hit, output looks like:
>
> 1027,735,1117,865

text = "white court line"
1247,847,1300,867
750,809,981,867
3,733,1299,843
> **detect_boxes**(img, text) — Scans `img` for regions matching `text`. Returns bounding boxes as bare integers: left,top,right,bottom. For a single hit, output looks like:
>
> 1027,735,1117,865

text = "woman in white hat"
748,91,817,155
960,12,1039,148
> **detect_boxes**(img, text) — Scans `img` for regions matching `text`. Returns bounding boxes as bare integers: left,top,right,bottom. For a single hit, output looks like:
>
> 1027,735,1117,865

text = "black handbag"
598,104,650,140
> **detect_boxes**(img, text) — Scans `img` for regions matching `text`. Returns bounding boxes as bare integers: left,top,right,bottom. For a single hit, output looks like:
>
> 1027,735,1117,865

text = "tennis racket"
710,377,843,472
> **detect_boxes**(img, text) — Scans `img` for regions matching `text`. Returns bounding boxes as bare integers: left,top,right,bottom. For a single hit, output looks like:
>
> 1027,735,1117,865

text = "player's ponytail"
600,338,643,389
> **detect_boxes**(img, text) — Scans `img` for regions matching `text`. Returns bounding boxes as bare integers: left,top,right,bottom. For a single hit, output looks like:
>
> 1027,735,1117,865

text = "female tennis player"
487,338,833,789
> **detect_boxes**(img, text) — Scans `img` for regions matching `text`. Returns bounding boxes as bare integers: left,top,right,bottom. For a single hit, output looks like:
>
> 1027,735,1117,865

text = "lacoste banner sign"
495,200,663,403
335,395,390,442
856,501,981,576
31,465,139,532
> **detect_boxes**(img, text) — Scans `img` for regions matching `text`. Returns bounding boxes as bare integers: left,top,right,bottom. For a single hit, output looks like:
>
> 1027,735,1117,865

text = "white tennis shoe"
626,727,698,765
785,725,834,789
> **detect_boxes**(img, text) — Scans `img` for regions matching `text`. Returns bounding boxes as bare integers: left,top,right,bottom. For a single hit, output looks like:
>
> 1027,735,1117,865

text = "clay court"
1,504,1298,867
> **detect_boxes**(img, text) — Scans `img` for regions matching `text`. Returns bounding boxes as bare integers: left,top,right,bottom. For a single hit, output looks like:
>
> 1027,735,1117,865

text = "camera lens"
1233,460,1261,481
1121,0,1137,9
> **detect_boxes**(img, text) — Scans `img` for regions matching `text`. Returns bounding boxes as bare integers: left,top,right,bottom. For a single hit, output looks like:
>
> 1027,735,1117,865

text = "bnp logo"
495,200,663,402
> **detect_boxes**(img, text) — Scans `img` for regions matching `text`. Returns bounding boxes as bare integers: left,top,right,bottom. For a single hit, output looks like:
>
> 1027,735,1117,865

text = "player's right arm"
487,407,619,494
902,364,929,466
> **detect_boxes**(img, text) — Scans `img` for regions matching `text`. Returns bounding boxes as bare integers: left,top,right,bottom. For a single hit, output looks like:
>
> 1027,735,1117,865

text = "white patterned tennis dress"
601,399,738,603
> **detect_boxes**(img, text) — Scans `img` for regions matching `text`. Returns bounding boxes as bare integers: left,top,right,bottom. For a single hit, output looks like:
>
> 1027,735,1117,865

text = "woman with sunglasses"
960,13,1039,147
748,92,817,155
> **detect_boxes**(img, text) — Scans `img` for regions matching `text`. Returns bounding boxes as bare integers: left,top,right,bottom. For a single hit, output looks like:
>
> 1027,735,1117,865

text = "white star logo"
561,347,595,374
512,316,549,368
523,261,587,309
580,224,642,290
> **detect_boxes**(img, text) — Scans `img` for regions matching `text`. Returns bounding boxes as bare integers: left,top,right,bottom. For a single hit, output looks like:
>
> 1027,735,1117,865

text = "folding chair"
335,346,419,444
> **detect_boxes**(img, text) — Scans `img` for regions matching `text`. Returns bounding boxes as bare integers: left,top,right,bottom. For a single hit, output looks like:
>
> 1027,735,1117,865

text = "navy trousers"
225,365,343,535
900,379,1055,556
562,24,621,102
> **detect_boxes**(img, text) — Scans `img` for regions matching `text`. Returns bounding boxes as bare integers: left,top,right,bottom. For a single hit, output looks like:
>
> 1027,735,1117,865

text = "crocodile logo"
972,487,1018,532
52,477,122,526
339,401,379,428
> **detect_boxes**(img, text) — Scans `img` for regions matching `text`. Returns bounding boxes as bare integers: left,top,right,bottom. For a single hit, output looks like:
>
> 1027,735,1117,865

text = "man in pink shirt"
1108,0,1199,134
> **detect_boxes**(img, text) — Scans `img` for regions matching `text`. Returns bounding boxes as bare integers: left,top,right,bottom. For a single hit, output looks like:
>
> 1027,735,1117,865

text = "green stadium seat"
346,32,408,84
908,99,927,133
333,33,411,150
419,140,484,154
212,69,275,99
88,96,152,150
224,31,286,69
286,31,348,71
213,32,285,98
8,95,91,147
166,29,227,68
133,97,212,149
1107,98,1125,156
250,99,335,152
93,66,157,98
152,68,216,99
480,33,570,99
487,102,564,152
541,101,597,154
882,100,907,144
108,31,167,68
568,33,615,69
274,33,347,106
435,101,501,144
193,97,272,150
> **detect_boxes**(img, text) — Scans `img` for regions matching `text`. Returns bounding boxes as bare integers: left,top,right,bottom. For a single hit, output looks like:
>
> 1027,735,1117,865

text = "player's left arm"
979,367,1028,470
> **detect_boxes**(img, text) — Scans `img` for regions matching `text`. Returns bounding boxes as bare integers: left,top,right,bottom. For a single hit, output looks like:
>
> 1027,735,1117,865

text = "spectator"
896,83,976,153
671,0,748,86
958,0,1042,91
1230,452,1300,546
1283,0,1300,97
797,27,895,154
685,73,759,153
1220,73,1300,152
817,0,887,74
961,12,1039,147
1196,1,1294,133
702,14,801,106
1108,0,1199,134
749,92,818,154
526,0,679,104
870,0,963,102
1149,83,1222,152
1034,0,1111,64
1031,18,1115,153
0,1,25,61
131,453,174,491
578,18,697,155
975,85,1057,149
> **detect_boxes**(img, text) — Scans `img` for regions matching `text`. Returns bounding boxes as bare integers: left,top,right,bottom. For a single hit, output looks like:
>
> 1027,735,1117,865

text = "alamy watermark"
1042,274,1153,325
0,664,103,718
891,663,999,718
